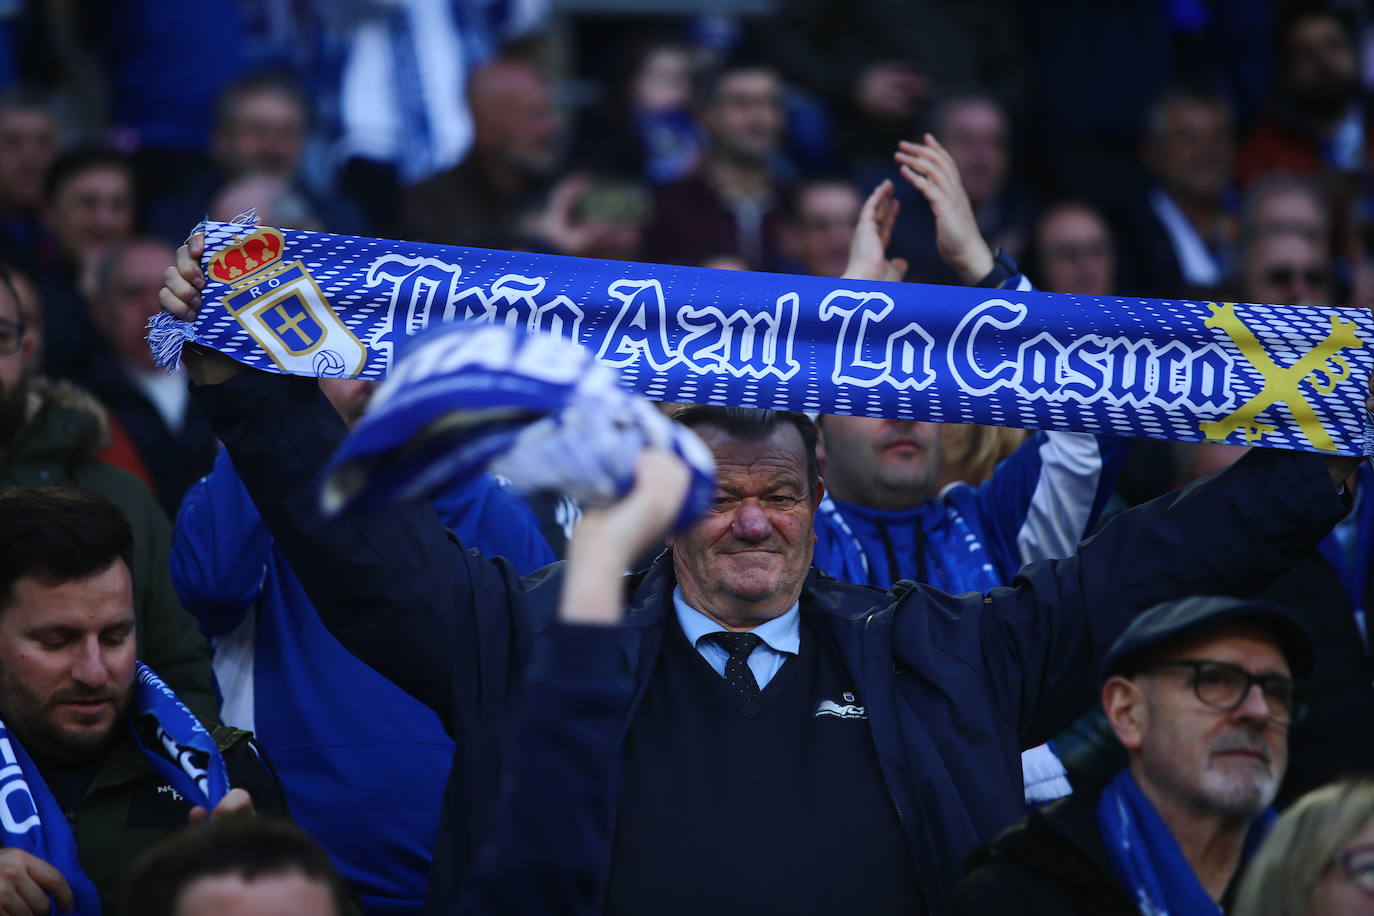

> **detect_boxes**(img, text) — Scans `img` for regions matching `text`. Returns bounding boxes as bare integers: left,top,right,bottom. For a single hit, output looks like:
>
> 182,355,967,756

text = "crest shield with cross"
222,261,368,377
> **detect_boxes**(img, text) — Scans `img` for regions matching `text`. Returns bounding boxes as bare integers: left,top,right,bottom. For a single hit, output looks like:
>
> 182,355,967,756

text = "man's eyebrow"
24,624,78,639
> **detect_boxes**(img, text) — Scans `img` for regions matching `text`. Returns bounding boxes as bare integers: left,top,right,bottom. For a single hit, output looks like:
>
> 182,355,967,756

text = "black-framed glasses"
0,318,23,355
1330,843,1374,895
1134,658,1300,721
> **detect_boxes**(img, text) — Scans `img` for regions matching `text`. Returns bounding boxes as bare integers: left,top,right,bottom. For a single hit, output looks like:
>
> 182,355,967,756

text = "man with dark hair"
783,178,863,278
148,72,366,243
0,488,285,916
163,231,1368,913
0,91,58,267
123,817,350,916
953,597,1310,914
35,146,136,381
1239,7,1370,185
644,58,793,269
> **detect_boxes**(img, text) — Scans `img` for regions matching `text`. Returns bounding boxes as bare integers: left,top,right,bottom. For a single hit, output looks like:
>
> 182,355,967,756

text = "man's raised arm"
163,235,537,724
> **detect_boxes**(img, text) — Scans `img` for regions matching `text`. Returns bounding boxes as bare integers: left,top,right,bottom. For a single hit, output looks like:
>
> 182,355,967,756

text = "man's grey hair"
669,405,820,497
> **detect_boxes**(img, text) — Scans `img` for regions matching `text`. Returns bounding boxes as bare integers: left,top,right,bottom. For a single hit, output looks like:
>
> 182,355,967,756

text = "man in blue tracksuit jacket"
170,447,553,914
184,361,1356,916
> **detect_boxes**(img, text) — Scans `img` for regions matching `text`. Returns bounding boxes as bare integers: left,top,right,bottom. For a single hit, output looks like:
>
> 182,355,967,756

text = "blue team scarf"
319,321,718,528
148,219,1374,458
1096,768,1277,915
0,663,228,916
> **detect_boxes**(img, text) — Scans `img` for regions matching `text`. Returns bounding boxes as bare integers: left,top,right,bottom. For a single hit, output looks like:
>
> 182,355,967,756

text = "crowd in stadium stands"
0,1,1371,914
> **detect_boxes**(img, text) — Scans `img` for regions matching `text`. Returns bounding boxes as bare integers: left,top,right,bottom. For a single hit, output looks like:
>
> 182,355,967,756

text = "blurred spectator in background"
1116,88,1237,299
1029,202,1116,297
573,37,701,185
1239,8,1370,186
35,147,134,381
76,237,216,517
4,259,149,484
148,73,363,243
0,90,56,266
781,177,861,277
644,57,791,268
332,0,548,233
399,58,563,251
209,173,323,231
759,0,975,168
1240,228,1332,307
887,94,1034,285
1241,172,1331,243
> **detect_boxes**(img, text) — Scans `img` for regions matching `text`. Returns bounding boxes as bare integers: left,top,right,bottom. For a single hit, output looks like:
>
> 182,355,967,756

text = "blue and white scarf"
0,663,229,915
320,321,717,528
1096,768,1276,915
149,220,1374,458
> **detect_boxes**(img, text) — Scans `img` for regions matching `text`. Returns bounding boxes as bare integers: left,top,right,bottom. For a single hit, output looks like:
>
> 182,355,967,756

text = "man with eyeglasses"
952,596,1311,915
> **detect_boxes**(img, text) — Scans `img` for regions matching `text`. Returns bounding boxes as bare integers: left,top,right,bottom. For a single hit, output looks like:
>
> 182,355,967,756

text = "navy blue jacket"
193,370,1349,915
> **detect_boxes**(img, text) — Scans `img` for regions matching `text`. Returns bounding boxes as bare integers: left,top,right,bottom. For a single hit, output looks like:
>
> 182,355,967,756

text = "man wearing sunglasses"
952,596,1312,915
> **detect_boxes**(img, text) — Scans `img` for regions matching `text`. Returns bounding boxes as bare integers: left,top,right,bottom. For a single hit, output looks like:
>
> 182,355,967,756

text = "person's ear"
1102,675,1148,752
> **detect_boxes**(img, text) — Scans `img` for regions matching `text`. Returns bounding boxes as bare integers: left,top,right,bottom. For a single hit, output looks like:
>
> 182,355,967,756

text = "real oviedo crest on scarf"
147,219,1374,458
208,226,368,377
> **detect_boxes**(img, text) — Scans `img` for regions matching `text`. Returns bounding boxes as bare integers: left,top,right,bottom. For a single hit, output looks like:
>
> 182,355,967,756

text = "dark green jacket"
74,724,285,914
0,379,219,724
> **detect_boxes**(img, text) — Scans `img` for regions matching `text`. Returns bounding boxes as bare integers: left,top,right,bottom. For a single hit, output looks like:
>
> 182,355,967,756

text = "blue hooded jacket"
171,448,552,914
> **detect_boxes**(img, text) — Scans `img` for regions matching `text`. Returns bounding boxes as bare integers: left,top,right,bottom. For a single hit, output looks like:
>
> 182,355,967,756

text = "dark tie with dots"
705,632,763,700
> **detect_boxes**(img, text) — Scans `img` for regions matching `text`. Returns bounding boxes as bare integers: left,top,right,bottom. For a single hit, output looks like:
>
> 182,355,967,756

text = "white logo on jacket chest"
815,697,867,719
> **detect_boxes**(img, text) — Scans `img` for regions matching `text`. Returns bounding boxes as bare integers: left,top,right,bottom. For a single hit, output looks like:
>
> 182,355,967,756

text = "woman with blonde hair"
1235,778,1374,915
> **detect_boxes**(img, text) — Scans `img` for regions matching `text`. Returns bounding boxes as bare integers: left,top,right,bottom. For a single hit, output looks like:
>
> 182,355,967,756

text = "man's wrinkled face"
817,416,944,510
669,424,819,627
1128,624,1291,821
1244,232,1330,306
45,165,134,265
0,108,56,212
0,560,137,764
703,70,784,167
216,90,306,178
1151,102,1233,203
938,100,1008,208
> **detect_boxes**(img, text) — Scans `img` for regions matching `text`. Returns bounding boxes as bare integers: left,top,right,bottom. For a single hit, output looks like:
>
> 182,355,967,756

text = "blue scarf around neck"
1096,767,1277,915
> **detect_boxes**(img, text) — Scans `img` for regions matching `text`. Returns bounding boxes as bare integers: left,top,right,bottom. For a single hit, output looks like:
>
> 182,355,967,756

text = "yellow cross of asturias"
1198,302,1365,451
